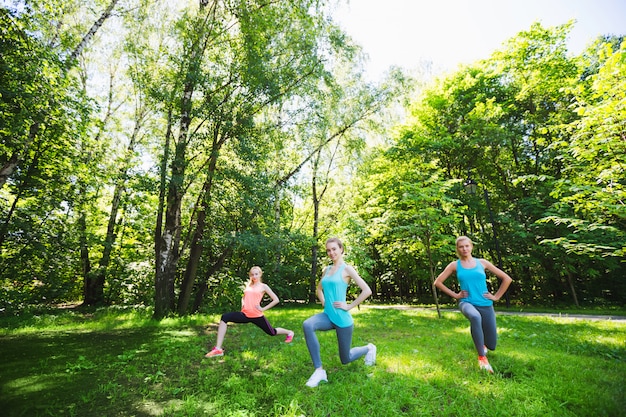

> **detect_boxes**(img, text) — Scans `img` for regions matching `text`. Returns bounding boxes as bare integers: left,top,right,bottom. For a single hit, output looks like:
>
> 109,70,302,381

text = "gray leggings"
459,302,497,356
303,312,369,369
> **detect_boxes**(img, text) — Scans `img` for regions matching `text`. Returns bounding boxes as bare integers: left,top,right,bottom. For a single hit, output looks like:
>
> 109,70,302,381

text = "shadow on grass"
0,327,205,417
1,306,624,417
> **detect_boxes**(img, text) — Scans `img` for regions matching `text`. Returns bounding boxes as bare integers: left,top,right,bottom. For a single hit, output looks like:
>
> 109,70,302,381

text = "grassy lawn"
0,305,624,417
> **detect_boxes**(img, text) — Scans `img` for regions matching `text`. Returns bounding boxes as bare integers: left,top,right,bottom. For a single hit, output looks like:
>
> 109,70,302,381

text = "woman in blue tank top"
434,236,512,373
302,237,377,387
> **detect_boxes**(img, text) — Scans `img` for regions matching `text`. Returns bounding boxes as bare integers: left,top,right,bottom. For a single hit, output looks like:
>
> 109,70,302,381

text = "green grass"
1,305,624,417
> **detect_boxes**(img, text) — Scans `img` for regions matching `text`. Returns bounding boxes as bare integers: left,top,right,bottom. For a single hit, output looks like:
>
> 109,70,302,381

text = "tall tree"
537,38,626,304
0,2,118,305
150,0,346,317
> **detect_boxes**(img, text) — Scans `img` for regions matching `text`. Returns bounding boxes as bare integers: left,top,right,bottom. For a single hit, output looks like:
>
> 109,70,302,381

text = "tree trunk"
424,230,441,318
1,0,119,189
310,242,319,303
66,0,121,65
154,138,187,319
177,201,206,316
0,148,40,250
85,74,145,305
79,209,96,303
0,123,39,189
565,269,580,307
308,139,338,302
153,1,215,319
155,100,193,319
177,150,219,315
191,249,231,313
177,120,228,314
155,108,173,274
309,152,322,303
87,127,142,304
273,186,282,277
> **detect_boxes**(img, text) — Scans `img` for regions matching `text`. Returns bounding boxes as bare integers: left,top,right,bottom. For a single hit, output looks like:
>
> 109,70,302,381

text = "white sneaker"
305,369,328,388
364,343,377,366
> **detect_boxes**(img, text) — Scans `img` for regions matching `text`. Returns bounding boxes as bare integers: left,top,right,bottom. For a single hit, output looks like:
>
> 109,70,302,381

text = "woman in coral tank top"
205,266,294,358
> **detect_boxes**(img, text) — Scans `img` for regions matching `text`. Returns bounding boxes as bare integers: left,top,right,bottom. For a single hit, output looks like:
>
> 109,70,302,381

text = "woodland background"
1,0,624,318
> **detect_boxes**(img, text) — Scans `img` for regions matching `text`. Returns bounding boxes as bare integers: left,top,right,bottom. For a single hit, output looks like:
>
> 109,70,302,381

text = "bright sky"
333,0,626,79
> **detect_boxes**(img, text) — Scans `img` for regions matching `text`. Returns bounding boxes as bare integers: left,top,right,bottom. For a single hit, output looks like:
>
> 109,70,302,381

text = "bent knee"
302,319,314,332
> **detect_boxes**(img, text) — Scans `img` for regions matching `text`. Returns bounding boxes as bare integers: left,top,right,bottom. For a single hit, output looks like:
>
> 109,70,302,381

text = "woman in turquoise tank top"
434,236,512,374
302,237,377,387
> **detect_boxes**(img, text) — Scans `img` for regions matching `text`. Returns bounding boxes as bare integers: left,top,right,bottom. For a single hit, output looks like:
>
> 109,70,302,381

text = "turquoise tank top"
321,264,354,327
457,258,493,307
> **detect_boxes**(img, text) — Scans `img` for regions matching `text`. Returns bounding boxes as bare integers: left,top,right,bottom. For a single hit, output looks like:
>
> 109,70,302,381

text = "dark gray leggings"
459,302,497,356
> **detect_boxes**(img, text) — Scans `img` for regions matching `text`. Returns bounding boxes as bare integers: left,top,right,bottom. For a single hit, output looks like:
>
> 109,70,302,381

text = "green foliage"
0,6,96,308
346,22,625,307
0,0,624,314
549,39,626,253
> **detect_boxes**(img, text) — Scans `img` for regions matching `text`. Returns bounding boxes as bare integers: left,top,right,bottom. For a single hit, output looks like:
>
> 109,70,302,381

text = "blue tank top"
457,258,492,307
321,264,353,327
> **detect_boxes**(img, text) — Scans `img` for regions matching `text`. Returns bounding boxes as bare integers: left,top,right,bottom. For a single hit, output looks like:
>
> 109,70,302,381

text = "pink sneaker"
285,332,294,343
205,347,224,358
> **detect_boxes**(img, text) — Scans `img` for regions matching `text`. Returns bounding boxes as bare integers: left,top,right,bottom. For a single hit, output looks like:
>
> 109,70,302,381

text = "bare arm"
434,262,467,300
333,265,372,311
480,259,513,301
259,284,280,312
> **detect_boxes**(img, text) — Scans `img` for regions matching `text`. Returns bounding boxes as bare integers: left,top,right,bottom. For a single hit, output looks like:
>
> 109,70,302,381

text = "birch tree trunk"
177,146,220,315
0,0,121,189
153,1,215,318
84,106,147,305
